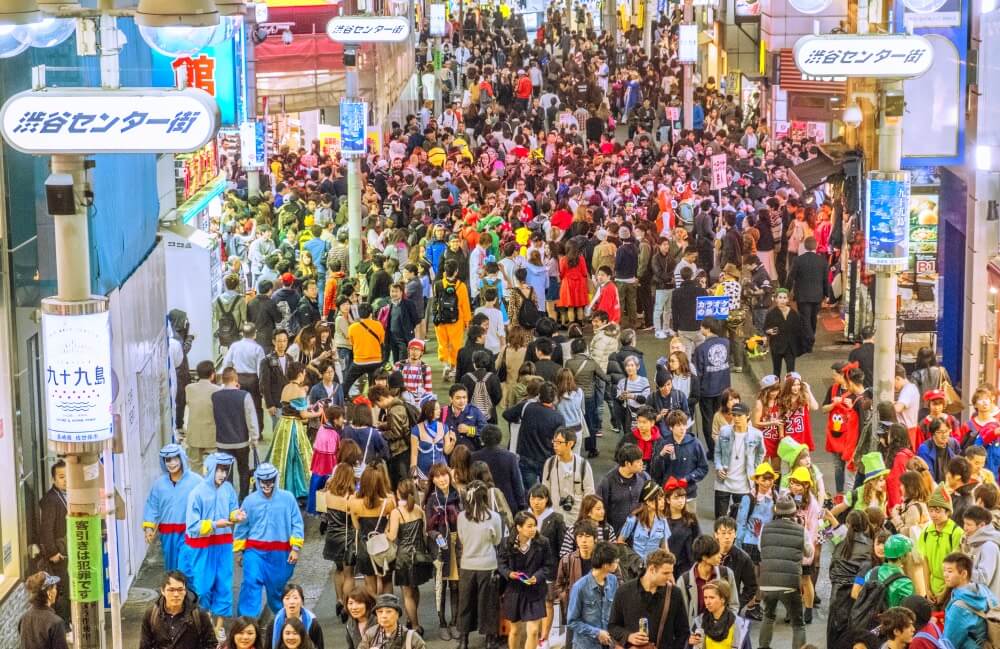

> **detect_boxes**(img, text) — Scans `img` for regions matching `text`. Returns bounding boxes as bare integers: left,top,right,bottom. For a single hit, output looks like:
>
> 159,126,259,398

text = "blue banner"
151,39,238,126
866,174,911,266
695,296,730,321
340,100,367,157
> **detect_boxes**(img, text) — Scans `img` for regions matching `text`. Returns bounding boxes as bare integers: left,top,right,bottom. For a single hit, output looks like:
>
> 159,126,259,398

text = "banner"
696,296,730,320
68,515,103,603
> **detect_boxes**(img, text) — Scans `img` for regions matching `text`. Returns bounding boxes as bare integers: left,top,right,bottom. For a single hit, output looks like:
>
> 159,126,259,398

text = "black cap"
900,594,933,628
731,402,750,416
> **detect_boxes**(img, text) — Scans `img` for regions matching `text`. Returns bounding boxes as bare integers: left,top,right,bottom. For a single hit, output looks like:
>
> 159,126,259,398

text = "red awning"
264,4,343,34
778,48,847,95
255,34,344,75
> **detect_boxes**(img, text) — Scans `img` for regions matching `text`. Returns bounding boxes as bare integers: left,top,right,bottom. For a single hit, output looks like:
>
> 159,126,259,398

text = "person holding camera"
542,427,596,524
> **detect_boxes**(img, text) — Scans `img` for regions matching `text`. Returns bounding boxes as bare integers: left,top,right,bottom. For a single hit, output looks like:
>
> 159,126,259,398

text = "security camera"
282,29,293,45
45,173,76,216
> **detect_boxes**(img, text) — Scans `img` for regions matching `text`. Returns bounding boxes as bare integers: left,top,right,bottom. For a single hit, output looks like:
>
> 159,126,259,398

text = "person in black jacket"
714,517,760,617
456,320,492,383
37,460,69,623
471,425,527,511
505,382,566,493
758,496,812,649
249,280,283,352
139,572,216,649
671,267,709,356
19,572,67,649
498,511,557,649
460,351,504,424
764,288,805,377
786,236,830,354
385,283,420,363
608,549,689,649
259,329,291,429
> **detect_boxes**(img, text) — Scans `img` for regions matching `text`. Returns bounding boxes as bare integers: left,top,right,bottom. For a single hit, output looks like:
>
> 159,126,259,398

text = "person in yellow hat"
786,465,822,623
734,462,777,566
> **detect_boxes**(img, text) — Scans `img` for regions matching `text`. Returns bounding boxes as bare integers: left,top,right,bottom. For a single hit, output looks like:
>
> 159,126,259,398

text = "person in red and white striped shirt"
396,339,433,406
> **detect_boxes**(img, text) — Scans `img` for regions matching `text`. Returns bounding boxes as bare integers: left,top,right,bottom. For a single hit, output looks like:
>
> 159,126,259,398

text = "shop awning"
789,150,841,194
778,49,847,95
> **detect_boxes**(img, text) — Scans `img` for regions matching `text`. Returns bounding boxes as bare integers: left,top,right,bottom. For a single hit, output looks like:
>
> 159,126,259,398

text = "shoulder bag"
365,498,397,576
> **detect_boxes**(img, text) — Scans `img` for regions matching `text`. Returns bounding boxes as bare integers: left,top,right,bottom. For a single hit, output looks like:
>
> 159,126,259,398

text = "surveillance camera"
45,173,76,216
282,29,293,45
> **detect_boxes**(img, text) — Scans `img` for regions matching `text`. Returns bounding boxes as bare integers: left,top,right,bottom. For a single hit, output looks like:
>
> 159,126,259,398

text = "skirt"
267,416,314,500
545,278,561,302
502,584,546,623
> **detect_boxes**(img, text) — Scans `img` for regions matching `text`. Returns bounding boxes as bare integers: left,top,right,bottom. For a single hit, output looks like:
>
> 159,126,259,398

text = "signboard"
793,34,934,79
865,171,911,266
0,88,219,154
696,296,730,320
175,141,219,204
901,192,939,321
678,24,697,63
339,100,368,156
317,124,382,157
326,16,411,43
429,3,447,37
151,38,239,126
43,310,113,443
240,120,266,170
710,153,727,190
68,516,103,603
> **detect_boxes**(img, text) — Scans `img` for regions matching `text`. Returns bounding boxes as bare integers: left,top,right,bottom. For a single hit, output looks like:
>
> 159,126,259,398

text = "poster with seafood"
900,193,940,321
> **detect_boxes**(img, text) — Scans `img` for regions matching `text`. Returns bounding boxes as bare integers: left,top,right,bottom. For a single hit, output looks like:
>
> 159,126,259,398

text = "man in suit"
386,283,420,363
37,460,69,622
787,236,830,354
185,360,221,472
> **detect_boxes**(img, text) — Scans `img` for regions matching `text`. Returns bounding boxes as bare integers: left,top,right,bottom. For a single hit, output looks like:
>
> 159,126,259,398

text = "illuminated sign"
430,4,447,37
176,141,220,203
326,16,411,43
678,24,697,63
793,34,934,79
43,310,113,444
0,88,219,154
866,171,911,267
152,39,238,126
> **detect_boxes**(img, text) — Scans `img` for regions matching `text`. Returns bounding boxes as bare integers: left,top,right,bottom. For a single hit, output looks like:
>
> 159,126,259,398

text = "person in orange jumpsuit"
433,258,472,381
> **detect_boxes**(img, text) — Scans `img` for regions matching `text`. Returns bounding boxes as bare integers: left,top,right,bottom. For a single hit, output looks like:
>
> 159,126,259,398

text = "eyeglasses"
164,587,187,594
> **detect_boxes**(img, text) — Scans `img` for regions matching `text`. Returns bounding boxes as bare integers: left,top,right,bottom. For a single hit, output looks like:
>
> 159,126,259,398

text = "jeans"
388,335,408,364
759,589,805,649
616,280,638,328
584,391,601,453
653,289,671,332
698,394,722,460
520,458,543,494
797,301,820,352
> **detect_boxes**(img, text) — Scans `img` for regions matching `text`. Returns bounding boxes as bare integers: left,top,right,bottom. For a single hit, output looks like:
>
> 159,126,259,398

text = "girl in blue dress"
267,362,320,500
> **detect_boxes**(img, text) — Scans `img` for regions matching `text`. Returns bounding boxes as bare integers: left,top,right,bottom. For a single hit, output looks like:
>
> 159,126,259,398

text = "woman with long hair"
711,388,741,447
885,423,916,510
470,461,514,532
498,511,556,649
555,368,586,435
785,466,822,623
910,346,954,419
664,480,701,575
779,372,818,451
265,584,324,649
450,445,473,494
497,325,532,408
268,362,320,499
619,480,670,562
349,465,396,595
456,481,504,649
558,239,589,325
221,617,263,649
666,349,697,403
341,401,389,477
323,463,358,623
410,397,456,482
424,463,463,640
296,249,319,285
274,617,314,649
560,494,617,556
826,510,872,648
527,483,565,646
753,375,784,469
387,479,432,635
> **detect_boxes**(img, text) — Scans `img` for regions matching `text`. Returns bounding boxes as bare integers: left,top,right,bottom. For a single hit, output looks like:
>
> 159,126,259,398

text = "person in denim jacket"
735,462,777,564
620,481,671,561
714,402,766,519
566,542,620,649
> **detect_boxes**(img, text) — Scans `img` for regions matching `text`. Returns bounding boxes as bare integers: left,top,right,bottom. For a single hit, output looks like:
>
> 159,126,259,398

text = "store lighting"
0,24,30,57
0,0,40,26
138,23,218,55
15,15,74,47
843,105,863,128
134,0,219,28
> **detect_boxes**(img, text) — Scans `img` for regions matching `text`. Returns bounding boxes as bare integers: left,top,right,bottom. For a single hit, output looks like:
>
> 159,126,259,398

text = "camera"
559,495,575,512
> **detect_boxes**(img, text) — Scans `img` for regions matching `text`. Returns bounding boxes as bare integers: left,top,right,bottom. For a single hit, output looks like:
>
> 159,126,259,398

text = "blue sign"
866,173,911,266
340,100,367,157
151,39,238,127
695,296,730,321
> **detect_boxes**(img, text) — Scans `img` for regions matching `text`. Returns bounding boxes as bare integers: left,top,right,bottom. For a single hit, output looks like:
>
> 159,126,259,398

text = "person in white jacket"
962,505,1000,596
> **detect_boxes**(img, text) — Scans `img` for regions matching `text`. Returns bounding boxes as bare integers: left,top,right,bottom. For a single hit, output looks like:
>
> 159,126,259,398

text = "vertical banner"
710,153,728,190
68,515,103,603
339,100,368,157
865,171,911,266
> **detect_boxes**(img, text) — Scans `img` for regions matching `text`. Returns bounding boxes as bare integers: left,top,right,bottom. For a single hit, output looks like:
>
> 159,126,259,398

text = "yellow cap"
789,466,813,485
752,462,777,478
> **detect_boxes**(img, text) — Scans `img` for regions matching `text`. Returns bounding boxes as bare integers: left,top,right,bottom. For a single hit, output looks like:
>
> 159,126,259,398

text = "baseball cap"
26,571,60,595
281,272,295,286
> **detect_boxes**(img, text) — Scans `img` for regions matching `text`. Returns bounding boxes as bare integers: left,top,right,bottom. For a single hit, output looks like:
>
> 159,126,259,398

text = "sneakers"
655,330,668,339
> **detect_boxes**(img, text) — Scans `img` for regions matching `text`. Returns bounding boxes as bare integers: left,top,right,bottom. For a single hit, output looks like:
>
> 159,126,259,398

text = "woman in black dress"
349,465,396,595
387,479,432,635
498,511,557,649
322,464,358,623
764,288,805,377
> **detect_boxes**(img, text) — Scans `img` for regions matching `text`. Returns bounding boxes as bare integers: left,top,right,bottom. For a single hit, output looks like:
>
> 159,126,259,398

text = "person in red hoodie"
587,265,620,323
901,594,944,649
630,406,661,462
514,69,533,113
886,423,916,510
916,389,961,448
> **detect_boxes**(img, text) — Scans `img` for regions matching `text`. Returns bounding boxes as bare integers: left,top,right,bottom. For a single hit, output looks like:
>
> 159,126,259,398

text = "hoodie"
943,582,1000,649
966,523,1000,596
588,323,621,372
650,432,709,497
524,261,549,310
185,453,240,545
233,476,305,554
143,446,201,534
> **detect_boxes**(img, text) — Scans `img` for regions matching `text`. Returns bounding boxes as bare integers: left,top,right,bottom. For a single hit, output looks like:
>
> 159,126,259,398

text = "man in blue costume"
235,463,305,616
142,444,201,572
182,452,245,637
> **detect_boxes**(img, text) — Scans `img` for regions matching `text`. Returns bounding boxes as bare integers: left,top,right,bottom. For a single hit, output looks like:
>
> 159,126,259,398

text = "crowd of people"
20,5,1000,649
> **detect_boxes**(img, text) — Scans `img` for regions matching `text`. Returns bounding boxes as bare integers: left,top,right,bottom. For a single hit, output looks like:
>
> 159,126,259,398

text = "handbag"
365,499,397,576
941,372,962,415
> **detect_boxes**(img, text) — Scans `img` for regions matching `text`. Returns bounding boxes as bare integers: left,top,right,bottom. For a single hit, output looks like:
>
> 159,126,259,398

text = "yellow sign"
759,39,767,76
317,125,383,158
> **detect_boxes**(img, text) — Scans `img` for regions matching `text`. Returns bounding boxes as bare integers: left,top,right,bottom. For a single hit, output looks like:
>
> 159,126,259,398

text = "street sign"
710,153,727,190
326,16,411,43
793,34,934,79
429,3,447,37
42,310,114,444
340,100,368,157
678,24,697,63
240,120,266,170
866,171,911,266
696,296,730,320
0,87,220,154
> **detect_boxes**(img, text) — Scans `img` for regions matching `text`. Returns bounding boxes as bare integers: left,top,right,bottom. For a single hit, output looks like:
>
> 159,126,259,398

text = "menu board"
899,193,939,321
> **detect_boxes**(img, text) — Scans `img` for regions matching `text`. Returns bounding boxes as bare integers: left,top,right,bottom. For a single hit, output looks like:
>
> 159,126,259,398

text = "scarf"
271,607,315,649
702,608,736,642
632,426,661,461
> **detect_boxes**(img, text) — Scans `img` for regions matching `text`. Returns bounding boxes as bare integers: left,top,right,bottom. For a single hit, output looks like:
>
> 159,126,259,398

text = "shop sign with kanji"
0,87,220,154
793,34,934,79
326,16,411,43
67,516,103,603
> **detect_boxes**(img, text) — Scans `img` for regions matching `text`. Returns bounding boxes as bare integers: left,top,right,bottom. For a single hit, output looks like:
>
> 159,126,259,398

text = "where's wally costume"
142,444,201,571
235,463,305,617
181,452,240,618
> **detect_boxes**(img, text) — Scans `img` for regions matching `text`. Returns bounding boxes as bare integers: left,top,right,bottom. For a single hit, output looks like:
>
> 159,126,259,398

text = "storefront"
773,49,846,144
896,170,942,367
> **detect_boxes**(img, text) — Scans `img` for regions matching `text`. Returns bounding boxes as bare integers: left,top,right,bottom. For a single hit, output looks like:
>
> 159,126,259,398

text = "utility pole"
642,0,653,56
682,0,693,129
344,46,363,277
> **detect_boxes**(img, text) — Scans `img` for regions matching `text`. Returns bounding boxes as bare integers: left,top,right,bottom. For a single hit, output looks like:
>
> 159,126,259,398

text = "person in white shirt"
420,62,437,106
468,236,491,302
894,363,921,430
474,287,506,354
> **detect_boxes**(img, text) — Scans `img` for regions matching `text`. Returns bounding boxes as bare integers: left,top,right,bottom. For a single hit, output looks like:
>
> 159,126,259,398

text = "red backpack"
826,383,859,459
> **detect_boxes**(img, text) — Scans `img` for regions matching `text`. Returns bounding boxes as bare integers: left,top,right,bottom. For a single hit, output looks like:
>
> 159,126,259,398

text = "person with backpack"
272,273,301,337
214,273,247,349
460,350,503,425
852,533,917,639
541,427,595,524
510,267,543,330
961,505,1000,594
456,321,492,385
434,260,472,382
369,385,413,488
757,495,811,649
941,551,1000,649
505,382,566,493
443,384,488,452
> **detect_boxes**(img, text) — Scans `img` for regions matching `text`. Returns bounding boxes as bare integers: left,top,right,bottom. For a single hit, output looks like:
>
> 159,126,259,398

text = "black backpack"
216,297,239,346
434,281,460,325
403,401,421,428
517,288,541,329
849,568,909,632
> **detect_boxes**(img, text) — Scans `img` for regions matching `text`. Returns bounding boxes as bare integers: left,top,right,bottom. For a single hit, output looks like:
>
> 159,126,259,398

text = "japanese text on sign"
866,172,911,267
0,88,220,154
172,54,216,96
710,153,727,191
793,34,934,79
340,100,368,157
326,16,411,43
68,516,103,603
696,296,730,320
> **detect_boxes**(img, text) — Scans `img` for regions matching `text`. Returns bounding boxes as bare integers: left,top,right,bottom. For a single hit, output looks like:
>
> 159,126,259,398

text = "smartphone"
436,536,448,549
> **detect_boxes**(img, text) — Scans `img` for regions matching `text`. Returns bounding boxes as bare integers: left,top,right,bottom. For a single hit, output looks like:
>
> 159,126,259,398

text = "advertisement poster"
900,193,940,321
735,0,761,22
865,173,911,266
339,100,368,157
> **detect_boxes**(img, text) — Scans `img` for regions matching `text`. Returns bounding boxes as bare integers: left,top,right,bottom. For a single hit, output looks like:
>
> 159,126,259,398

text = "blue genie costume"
235,463,305,616
180,452,241,618
142,444,201,571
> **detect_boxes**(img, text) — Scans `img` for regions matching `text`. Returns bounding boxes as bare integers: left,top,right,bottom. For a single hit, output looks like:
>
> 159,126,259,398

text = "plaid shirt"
396,360,432,399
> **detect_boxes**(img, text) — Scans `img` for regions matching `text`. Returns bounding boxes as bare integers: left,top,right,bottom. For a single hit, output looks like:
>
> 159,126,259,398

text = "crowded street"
1,2,998,649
